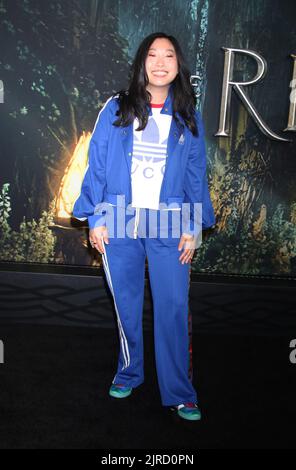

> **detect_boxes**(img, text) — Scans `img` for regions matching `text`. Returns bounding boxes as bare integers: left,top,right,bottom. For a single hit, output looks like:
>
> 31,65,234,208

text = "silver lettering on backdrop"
215,48,292,142
190,74,202,99
284,55,296,132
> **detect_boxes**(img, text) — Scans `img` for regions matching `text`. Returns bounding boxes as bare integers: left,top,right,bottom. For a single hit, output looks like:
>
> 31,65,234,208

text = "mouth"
152,71,168,77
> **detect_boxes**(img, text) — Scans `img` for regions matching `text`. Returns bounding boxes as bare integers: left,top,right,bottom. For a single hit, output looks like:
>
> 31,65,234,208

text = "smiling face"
145,37,179,99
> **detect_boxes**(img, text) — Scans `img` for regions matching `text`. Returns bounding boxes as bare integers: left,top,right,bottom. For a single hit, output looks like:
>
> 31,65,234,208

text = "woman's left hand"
178,233,196,264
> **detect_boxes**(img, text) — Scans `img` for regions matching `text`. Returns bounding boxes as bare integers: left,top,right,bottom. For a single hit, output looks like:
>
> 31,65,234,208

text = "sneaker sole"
177,410,201,421
109,389,132,398
169,406,201,421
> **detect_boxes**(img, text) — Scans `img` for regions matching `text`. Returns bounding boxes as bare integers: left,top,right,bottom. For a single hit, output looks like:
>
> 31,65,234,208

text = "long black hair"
111,32,198,136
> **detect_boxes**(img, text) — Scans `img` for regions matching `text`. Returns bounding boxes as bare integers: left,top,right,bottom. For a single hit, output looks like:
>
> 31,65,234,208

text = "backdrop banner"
0,0,295,277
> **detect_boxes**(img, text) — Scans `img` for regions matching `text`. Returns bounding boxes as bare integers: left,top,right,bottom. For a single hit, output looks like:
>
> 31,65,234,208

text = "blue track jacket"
72,85,216,235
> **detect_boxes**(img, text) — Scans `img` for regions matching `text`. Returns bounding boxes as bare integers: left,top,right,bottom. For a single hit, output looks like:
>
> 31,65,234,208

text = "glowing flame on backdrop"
55,131,91,219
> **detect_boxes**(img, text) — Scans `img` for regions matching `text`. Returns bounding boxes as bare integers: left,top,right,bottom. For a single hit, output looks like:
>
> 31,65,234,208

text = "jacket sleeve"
183,109,216,237
72,97,113,229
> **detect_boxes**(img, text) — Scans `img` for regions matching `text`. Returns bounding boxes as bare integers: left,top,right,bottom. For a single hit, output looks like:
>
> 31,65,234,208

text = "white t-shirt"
131,104,172,209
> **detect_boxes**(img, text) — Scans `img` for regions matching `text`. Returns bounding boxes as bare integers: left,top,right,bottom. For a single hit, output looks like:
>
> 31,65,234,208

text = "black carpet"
0,324,295,449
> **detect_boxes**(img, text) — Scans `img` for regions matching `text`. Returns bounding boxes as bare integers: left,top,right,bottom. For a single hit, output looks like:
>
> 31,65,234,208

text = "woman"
72,32,215,421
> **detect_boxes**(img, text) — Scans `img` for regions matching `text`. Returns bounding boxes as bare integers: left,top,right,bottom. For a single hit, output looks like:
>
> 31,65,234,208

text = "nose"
155,57,165,67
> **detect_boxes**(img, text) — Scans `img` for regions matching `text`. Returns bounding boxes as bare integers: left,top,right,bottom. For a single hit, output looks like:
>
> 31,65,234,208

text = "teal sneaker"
172,403,201,421
109,383,132,398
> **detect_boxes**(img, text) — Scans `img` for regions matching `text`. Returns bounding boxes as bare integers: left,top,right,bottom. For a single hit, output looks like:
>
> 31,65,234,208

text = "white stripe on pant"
101,236,130,379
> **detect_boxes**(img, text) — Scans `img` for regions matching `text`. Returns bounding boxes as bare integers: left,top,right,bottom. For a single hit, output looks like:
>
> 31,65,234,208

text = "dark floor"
0,324,295,449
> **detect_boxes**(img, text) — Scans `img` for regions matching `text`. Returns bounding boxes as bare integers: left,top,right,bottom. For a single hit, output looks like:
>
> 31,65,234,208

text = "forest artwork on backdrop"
0,0,295,277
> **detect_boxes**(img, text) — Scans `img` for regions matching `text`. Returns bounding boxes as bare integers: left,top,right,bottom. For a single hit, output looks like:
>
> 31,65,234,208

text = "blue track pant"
101,206,198,406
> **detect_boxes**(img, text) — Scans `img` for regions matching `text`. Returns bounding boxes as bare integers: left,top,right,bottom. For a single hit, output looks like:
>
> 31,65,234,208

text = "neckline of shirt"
150,103,164,108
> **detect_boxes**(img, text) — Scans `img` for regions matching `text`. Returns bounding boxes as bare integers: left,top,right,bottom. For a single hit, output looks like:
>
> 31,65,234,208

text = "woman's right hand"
89,226,109,254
